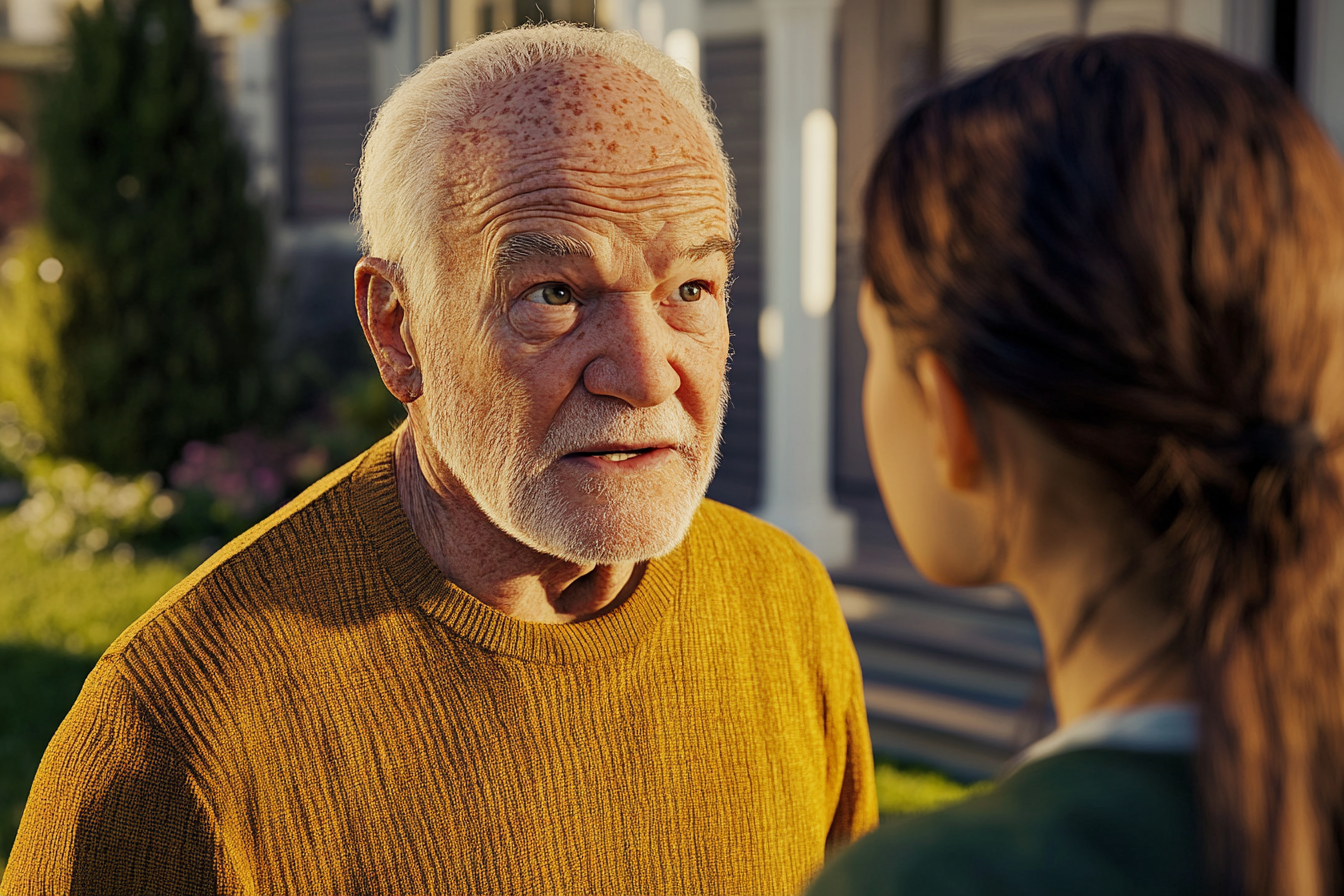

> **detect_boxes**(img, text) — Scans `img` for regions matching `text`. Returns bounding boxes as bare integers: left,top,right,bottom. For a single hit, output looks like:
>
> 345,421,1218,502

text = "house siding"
703,37,765,512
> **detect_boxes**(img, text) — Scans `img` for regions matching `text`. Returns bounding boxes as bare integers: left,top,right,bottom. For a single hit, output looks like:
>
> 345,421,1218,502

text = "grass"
874,757,990,818
0,512,985,873
0,515,189,875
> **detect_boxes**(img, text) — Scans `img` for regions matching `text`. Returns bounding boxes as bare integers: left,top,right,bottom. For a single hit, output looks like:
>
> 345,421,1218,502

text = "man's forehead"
463,57,682,141
424,56,730,280
435,58,723,200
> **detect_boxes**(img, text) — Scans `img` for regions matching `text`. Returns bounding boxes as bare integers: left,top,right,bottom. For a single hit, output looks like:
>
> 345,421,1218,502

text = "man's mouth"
570,447,660,462
557,441,684,471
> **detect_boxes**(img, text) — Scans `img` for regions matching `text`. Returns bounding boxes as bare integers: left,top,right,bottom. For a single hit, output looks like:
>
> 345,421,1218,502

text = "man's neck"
393,425,644,623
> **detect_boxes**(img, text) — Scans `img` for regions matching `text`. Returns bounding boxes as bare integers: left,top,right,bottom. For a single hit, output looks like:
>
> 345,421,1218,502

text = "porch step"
836,585,1053,781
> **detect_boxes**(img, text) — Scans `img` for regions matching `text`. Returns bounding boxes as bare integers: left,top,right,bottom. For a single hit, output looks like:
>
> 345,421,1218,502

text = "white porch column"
7,0,63,44
1221,0,1272,66
232,6,284,205
371,0,422,102
194,0,284,207
623,0,701,78
1300,0,1344,151
755,0,855,567
661,0,701,77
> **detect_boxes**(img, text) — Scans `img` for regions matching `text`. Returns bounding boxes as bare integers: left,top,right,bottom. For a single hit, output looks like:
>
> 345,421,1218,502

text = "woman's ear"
355,257,423,403
913,351,984,492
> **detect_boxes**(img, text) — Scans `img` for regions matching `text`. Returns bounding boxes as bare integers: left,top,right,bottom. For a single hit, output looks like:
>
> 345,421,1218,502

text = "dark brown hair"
864,34,1344,896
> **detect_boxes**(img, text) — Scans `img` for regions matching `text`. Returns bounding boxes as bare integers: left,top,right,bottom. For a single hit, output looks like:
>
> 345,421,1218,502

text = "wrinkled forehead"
435,57,727,213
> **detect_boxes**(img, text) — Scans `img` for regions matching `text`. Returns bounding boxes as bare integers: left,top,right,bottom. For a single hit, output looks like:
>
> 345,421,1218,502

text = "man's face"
407,58,733,564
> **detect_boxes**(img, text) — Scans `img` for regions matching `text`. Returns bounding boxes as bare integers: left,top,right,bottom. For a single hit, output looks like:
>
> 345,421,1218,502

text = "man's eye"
678,283,705,302
525,284,572,306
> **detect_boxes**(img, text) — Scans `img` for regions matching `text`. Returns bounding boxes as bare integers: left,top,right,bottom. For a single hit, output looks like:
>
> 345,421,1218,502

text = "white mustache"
539,399,700,461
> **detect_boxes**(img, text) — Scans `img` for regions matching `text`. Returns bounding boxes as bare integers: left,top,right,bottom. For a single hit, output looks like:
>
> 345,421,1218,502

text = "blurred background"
0,0,1338,870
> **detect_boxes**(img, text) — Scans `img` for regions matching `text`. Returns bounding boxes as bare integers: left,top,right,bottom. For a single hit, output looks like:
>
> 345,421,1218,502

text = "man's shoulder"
682,499,836,615
105,441,387,661
689,498,826,577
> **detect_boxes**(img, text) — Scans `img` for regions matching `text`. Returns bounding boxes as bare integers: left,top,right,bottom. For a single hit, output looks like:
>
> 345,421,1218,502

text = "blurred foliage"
2,364,404,564
164,429,319,544
156,371,403,545
0,228,73,461
1,402,179,561
319,370,407,463
0,402,47,480
13,458,177,561
15,0,267,474
874,757,991,818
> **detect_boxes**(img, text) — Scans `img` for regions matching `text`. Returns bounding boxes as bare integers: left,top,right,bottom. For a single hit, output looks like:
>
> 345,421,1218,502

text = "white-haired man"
3,25,876,895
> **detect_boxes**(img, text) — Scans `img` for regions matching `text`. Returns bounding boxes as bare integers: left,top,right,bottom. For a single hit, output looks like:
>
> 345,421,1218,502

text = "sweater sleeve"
825,641,879,851
800,550,878,852
1,659,233,896
826,658,878,851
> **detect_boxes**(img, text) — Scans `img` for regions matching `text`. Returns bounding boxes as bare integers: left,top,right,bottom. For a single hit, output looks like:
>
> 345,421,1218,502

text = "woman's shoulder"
807,748,1200,896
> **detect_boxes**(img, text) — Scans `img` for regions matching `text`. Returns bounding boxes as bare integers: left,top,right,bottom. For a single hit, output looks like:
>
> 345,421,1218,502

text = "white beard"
419,354,726,564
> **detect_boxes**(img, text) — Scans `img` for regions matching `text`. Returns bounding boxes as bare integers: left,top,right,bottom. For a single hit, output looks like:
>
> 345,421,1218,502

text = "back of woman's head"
864,34,1344,896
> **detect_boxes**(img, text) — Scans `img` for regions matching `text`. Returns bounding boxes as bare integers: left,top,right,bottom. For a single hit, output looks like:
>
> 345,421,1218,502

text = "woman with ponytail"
808,34,1344,896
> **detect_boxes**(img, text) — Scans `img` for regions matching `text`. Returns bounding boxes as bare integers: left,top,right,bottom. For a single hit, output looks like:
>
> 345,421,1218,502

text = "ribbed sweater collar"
349,433,681,664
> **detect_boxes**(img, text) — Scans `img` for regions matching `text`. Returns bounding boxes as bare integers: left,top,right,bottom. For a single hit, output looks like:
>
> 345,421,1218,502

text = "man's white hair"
355,23,735,283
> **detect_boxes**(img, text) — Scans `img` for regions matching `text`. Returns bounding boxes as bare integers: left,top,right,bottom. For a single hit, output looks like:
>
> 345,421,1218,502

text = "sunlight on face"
420,357,727,564
412,59,733,564
859,281,993,586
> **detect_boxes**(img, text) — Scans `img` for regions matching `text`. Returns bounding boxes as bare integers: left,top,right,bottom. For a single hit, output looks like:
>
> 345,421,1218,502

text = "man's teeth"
575,447,659,462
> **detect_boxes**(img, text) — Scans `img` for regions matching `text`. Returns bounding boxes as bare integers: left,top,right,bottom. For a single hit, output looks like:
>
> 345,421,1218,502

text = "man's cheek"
507,301,581,342
685,333,730,401
662,299,725,338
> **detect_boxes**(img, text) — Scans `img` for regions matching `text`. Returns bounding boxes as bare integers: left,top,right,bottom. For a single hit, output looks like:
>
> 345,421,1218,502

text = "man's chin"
498,492,704,565
527,532,689,566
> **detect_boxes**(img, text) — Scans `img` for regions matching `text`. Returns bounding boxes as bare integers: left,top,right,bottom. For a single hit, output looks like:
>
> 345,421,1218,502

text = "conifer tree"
32,0,266,473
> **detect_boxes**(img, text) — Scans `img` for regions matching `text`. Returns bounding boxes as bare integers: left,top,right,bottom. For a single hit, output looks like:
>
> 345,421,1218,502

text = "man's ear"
913,351,983,492
355,256,422,403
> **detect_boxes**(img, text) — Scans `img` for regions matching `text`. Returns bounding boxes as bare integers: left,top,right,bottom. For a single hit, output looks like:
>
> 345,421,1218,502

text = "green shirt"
806,749,1200,896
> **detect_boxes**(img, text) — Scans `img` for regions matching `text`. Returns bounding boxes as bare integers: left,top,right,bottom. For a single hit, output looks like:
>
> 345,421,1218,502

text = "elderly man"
3,24,875,895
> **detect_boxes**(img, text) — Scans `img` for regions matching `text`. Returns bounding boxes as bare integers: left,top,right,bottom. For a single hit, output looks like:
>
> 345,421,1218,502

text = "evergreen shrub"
0,229,72,454
8,0,268,473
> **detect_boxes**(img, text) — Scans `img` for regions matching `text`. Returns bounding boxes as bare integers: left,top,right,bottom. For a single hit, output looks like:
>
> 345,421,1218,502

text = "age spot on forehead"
434,56,726,232
458,57,708,151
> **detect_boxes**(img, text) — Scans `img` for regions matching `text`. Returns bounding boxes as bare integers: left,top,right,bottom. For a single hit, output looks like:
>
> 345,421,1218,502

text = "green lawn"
0,513,982,872
875,758,989,818
0,516,190,875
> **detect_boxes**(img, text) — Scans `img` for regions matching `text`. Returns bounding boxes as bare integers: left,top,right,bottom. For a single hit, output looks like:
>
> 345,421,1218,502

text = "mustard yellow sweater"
4,435,876,895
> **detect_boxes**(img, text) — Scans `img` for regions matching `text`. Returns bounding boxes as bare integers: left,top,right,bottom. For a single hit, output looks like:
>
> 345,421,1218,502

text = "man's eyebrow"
682,237,737,268
491,232,595,280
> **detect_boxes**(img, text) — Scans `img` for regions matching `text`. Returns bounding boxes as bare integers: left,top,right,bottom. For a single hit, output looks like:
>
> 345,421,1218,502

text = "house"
5,0,1337,775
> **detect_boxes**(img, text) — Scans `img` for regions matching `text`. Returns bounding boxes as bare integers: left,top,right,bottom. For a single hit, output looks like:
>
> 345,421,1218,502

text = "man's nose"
582,299,681,408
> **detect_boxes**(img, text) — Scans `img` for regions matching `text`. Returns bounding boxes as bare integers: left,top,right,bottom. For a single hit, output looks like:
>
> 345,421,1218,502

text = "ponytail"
863,35,1344,896
1184,426,1344,895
